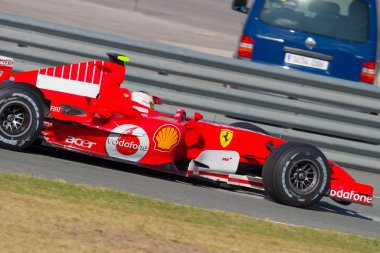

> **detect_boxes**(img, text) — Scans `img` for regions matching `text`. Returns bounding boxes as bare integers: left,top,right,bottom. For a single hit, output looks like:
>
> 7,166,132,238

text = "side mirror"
174,109,187,122
232,0,249,14
193,112,203,121
153,96,162,105
184,112,203,127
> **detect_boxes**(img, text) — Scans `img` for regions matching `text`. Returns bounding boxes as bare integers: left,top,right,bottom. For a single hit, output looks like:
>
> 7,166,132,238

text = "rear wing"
0,56,14,82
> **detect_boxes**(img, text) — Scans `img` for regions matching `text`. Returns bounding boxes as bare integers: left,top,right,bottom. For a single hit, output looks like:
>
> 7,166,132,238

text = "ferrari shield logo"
220,129,233,148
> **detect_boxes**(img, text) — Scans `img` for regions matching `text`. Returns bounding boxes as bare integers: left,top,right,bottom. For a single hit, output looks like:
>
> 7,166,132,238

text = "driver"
131,90,155,109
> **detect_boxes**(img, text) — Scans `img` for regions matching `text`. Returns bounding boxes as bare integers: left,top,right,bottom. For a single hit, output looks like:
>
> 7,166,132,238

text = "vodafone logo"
106,124,149,162
329,189,372,205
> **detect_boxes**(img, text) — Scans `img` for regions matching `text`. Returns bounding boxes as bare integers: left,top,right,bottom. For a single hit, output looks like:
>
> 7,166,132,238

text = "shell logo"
154,125,180,152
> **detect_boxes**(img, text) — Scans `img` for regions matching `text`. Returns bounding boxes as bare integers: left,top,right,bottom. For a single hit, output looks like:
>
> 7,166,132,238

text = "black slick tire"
262,142,330,208
0,86,44,151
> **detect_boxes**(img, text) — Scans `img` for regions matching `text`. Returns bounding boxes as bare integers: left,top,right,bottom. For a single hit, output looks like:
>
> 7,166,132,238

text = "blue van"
232,0,377,84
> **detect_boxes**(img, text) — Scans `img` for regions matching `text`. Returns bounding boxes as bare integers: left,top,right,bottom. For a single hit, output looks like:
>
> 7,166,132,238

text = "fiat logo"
305,37,316,50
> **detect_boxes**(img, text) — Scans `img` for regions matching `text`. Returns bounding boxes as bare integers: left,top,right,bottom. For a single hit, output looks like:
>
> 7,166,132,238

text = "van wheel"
262,142,330,208
230,121,268,135
0,87,44,151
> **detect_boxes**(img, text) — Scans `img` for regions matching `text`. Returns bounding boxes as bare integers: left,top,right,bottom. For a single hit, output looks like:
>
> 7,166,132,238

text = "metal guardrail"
0,13,379,173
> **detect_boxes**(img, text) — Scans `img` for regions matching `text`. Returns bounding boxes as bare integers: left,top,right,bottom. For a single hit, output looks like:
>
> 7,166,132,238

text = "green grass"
0,172,378,253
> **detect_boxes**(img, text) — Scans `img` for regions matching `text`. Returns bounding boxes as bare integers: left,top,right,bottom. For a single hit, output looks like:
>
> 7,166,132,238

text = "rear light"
238,34,254,59
360,61,376,84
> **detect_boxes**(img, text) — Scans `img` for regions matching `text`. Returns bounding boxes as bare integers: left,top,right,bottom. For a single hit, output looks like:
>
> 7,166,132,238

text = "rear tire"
262,142,330,208
0,87,44,151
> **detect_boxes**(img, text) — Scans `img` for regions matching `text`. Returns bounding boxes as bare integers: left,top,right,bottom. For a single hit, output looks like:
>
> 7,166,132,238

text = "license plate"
285,53,329,70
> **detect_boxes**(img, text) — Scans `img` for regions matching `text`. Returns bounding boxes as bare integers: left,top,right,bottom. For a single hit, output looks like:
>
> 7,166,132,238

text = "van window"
259,0,369,42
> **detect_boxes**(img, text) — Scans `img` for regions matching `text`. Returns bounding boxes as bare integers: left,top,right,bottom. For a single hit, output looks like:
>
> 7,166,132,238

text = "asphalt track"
0,145,379,238
0,0,380,239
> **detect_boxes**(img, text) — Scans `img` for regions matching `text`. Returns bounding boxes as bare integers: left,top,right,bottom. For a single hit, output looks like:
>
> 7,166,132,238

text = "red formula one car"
0,53,374,208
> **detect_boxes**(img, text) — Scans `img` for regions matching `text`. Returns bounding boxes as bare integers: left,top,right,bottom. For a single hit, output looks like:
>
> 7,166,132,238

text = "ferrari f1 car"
0,53,374,208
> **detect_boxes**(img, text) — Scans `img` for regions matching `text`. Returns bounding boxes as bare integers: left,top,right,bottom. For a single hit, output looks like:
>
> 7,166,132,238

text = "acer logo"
65,136,96,149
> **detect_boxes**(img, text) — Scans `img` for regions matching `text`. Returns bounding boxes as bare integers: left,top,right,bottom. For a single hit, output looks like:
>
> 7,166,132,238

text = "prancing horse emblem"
220,129,233,148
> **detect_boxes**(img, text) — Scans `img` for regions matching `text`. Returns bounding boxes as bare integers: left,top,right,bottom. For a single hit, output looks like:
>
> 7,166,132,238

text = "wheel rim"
0,100,32,138
288,160,319,195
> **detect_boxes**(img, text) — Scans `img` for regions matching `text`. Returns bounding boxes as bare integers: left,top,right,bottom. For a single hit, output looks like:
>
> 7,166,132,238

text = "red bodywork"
2,55,374,206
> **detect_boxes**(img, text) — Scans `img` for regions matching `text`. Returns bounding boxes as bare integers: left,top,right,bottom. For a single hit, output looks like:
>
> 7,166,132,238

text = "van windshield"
259,0,369,42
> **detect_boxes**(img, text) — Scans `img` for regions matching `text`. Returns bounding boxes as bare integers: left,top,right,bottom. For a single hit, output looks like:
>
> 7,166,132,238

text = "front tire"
0,87,44,151
262,142,330,208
